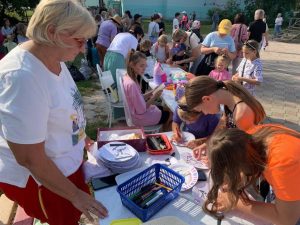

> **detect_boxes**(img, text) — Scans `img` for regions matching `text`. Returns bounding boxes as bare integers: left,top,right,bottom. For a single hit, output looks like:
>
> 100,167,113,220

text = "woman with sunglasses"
184,76,265,159
0,0,108,224
232,40,263,96
204,126,300,225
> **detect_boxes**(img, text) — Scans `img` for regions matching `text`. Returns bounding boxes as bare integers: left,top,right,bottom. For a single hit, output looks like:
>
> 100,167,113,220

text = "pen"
216,211,224,225
146,191,163,207
110,143,126,147
175,126,182,139
154,182,172,192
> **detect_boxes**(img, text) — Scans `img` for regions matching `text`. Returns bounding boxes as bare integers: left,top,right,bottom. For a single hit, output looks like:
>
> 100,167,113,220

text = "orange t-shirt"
248,124,300,201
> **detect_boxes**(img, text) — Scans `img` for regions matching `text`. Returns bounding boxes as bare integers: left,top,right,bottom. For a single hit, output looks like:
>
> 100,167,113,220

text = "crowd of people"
0,19,29,60
0,0,299,225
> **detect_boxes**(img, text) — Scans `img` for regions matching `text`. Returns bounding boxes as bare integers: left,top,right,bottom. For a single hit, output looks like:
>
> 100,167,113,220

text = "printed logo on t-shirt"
70,87,86,146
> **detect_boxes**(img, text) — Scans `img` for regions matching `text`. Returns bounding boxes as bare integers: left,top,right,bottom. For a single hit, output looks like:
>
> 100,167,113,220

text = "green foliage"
76,79,100,96
207,0,242,23
244,0,297,27
85,120,107,140
0,0,39,23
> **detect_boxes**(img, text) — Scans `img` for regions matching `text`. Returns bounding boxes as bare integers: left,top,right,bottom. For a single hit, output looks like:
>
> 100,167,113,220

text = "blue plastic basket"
116,163,185,222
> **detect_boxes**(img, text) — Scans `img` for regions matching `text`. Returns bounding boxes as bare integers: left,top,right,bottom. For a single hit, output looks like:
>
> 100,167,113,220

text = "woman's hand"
232,74,242,83
166,58,173,64
215,185,235,213
213,47,222,55
152,89,163,99
171,132,182,143
192,143,209,165
71,189,108,221
186,138,207,149
221,48,229,56
174,60,183,65
85,136,94,152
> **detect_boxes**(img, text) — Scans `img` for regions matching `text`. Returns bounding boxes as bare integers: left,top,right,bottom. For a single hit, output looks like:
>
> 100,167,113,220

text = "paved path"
257,41,300,131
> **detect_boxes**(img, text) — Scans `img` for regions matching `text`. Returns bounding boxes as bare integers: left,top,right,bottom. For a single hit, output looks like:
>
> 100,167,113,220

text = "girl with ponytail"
185,76,265,130
184,76,266,157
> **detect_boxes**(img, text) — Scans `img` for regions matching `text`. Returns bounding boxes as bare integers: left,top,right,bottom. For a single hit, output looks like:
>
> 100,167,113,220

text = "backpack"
150,23,159,37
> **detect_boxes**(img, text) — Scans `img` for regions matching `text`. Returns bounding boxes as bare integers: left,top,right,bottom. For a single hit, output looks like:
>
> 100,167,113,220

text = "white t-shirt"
275,17,283,26
107,32,138,58
151,43,167,62
172,18,179,33
148,21,159,38
184,31,201,51
0,46,86,187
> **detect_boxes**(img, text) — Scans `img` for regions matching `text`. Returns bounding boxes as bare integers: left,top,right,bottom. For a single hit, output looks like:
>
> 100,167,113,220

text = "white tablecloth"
94,132,270,225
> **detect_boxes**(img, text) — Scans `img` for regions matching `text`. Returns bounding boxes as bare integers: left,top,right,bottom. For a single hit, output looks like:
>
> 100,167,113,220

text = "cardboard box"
97,127,147,152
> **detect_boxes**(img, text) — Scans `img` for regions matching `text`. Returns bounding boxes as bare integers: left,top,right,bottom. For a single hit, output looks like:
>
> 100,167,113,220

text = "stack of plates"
94,142,141,174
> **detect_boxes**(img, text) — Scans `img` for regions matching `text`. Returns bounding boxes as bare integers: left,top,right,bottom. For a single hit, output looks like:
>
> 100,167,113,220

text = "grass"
85,120,107,140
76,79,99,96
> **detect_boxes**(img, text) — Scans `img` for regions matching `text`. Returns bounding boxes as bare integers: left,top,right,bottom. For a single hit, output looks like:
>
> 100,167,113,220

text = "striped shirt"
237,58,263,95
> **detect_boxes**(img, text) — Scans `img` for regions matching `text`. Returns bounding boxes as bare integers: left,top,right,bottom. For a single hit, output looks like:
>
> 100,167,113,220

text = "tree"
99,0,105,8
244,0,298,27
0,0,39,22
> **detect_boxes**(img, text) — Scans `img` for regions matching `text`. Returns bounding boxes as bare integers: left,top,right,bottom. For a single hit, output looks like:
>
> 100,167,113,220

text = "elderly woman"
204,126,300,225
197,19,236,75
0,0,108,224
248,9,268,50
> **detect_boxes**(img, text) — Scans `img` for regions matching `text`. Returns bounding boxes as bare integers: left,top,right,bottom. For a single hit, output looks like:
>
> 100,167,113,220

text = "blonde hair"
185,77,266,124
172,29,186,42
140,39,152,51
254,9,265,20
215,55,230,68
26,0,96,47
158,34,168,45
177,97,200,122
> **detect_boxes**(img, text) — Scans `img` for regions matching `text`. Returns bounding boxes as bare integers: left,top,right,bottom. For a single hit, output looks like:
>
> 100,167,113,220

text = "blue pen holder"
116,164,185,222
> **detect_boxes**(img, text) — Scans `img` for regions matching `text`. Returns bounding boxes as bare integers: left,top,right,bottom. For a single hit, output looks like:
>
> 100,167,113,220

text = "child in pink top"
123,51,170,126
208,55,231,81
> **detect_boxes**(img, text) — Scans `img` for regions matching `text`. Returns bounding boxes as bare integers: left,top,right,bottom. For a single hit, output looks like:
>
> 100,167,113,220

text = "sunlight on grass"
85,120,107,140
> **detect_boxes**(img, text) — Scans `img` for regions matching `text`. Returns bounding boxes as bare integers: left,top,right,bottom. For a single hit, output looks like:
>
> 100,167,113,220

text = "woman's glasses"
178,104,200,114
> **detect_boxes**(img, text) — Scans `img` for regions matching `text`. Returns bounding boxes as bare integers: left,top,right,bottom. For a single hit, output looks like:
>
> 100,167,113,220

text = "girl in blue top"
172,98,219,146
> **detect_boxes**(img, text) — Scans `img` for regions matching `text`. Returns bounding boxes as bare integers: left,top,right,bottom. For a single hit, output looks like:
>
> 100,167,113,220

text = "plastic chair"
96,64,124,127
119,76,162,134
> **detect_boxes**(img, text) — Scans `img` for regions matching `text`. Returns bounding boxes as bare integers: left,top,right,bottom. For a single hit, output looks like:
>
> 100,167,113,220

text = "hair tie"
216,80,225,89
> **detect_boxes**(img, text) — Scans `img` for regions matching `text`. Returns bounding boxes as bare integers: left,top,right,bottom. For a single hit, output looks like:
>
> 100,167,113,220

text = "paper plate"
169,163,198,191
110,218,142,225
163,131,195,141
97,141,137,162
192,181,210,205
181,151,209,170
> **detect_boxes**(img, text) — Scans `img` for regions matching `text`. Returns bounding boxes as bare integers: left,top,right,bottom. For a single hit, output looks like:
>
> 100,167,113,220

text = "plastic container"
146,134,173,155
117,164,185,222
97,127,147,152
153,62,167,85
110,218,142,225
